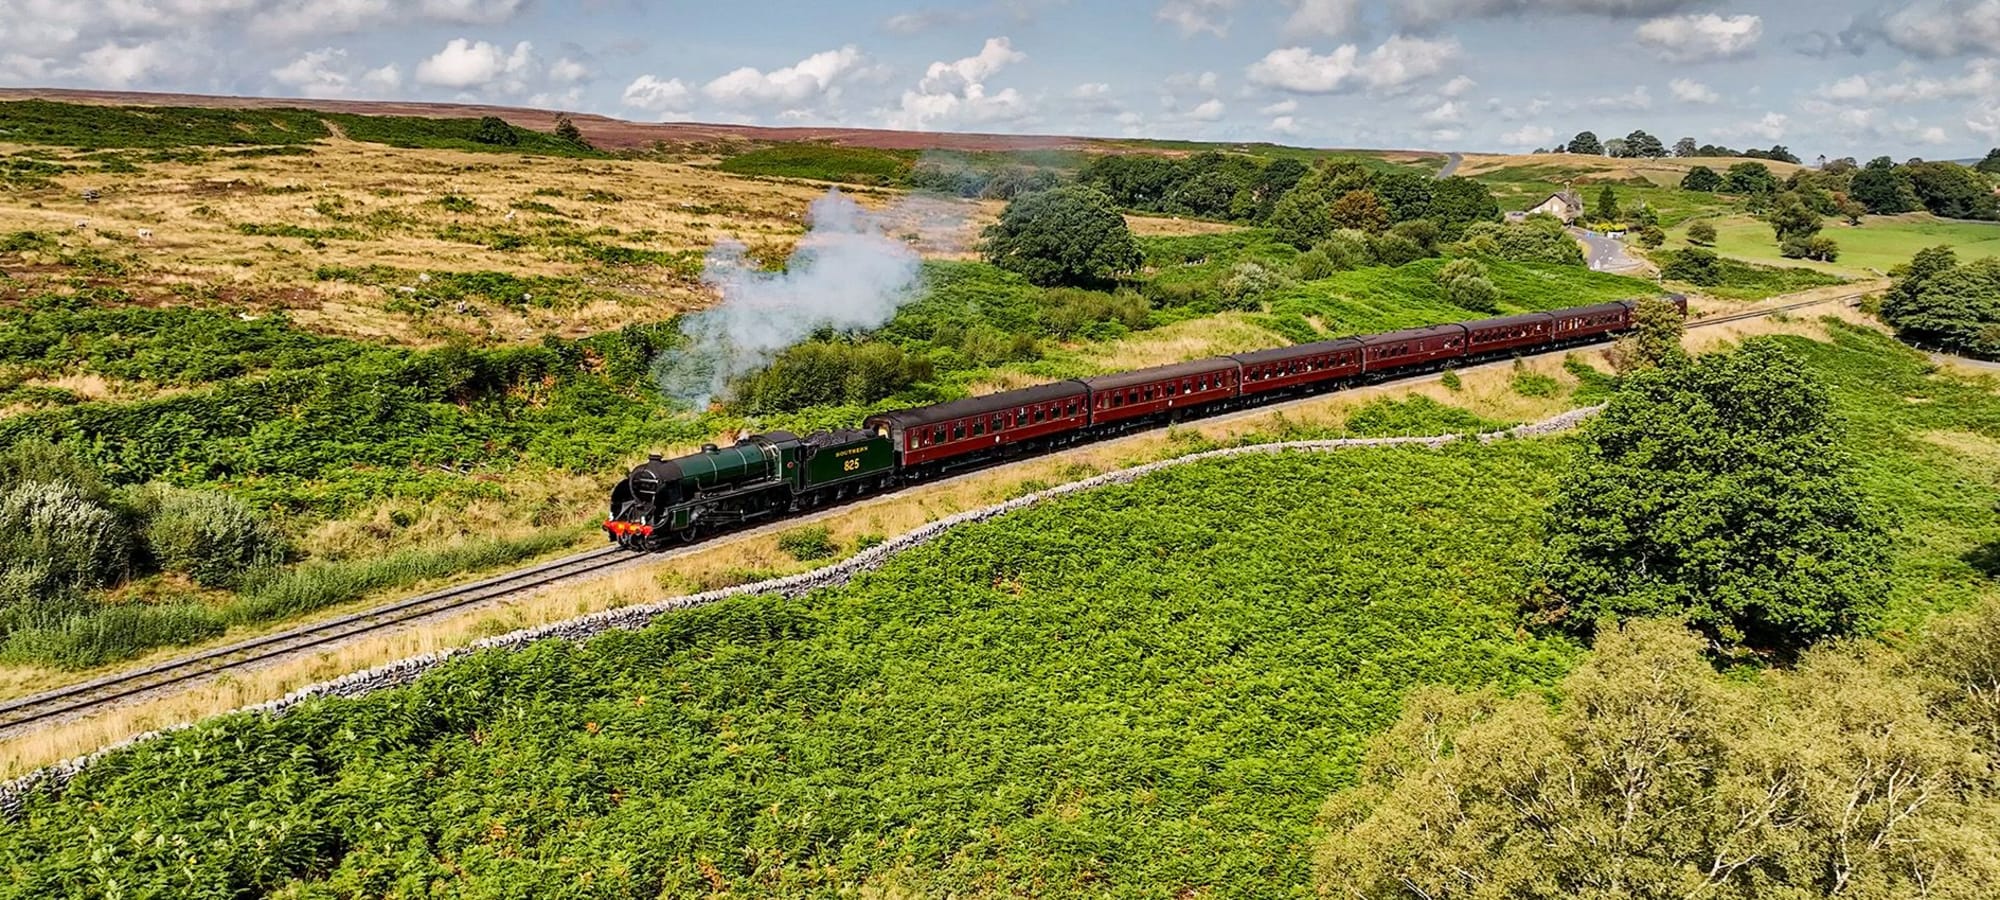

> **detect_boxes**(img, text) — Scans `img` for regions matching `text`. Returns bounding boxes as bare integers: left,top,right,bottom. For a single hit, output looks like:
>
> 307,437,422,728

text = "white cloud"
271,48,361,98
1245,35,1460,95
917,36,1022,93
250,0,529,41
1668,77,1718,103
1422,100,1463,124
548,57,590,84
1429,127,1462,142
1396,0,1709,28
703,46,864,107
1726,111,1789,141
1270,114,1301,135
1260,98,1299,114
1634,13,1762,62
1500,124,1556,146
1968,109,2000,140
1281,0,1361,39
414,38,534,90
883,8,975,34
362,63,401,92
1071,82,1111,98
77,41,175,88
1158,0,1236,37
1880,0,2000,58
621,74,694,115
1814,60,2000,104
1586,85,1653,110
1188,97,1226,120
1439,75,1477,97
885,36,1033,130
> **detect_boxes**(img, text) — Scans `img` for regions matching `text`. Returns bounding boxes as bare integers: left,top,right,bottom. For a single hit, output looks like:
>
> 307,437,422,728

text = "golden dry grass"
1124,214,1246,237
0,136,990,343
1456,152,1806,186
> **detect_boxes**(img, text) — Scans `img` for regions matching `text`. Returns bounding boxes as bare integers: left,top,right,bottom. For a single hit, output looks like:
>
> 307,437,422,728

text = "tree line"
1547,130,1801,164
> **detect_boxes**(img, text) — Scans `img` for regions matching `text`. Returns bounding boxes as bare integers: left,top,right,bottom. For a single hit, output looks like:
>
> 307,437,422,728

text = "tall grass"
225,530,581,625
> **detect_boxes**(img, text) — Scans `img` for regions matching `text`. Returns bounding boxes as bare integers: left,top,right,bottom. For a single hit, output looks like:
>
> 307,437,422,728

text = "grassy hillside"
2,324,1996,896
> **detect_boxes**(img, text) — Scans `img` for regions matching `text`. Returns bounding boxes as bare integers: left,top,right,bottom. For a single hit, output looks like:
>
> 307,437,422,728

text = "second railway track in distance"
0,292,1860,738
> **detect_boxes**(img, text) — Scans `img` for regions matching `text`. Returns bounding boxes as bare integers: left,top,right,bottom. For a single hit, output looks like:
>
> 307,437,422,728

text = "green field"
0,443,1585,898
1473,164,1740,228
4,327,1996,897
1680,213,2000,277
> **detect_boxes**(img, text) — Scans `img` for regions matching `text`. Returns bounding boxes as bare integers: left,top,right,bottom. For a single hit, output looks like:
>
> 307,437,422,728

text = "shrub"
1437,258,1500,313
1686,220,1717,246
1221,261,1289,310
1510,361,1561,397
1036,288,1149,338
1661,247,1722,285
1314,230,1377,270
0,480,129,612
776,525,837,562
142,487,288,588
1293,248,1340,280
471,116,519,146
730,341,933,414
1451,217,1585,266
1369,232,1428,267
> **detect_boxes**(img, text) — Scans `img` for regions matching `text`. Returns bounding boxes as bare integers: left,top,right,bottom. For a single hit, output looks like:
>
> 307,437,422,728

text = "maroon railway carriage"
1358,324,1468,375
1550,301,1633,344
1230,338,1365,397
865,379,1089,469
1462,312,1557,358
1082,357,1239,427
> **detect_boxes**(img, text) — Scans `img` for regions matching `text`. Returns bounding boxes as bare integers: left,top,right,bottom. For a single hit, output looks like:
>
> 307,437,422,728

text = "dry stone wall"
1,406,1601,817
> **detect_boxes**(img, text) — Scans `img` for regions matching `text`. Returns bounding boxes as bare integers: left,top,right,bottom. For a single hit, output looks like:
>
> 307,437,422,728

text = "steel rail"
0,546,634,733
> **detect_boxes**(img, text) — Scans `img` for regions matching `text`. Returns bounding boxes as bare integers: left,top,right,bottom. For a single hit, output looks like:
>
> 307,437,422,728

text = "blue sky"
4,0,2000,160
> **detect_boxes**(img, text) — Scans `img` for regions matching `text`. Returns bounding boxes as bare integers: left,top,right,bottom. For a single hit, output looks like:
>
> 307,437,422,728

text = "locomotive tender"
606,296,1684,551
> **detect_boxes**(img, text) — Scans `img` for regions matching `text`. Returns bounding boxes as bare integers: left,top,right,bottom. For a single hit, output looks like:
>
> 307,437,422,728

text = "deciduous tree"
1686,220,1717,245
1673,136,1698,157
1535,340,1891,653
1680,165,1722,192
1318,620,2000,900
1567,130,1604,155
981,185,1141,286
1723,161,1777,194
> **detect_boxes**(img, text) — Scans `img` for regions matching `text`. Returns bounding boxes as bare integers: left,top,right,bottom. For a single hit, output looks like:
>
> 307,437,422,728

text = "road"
1435,151,1463,179
1572,226,1646,273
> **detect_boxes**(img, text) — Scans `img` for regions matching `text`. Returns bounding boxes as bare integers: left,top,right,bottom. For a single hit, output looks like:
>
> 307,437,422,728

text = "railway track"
0,291,1859,737
0,546,638,735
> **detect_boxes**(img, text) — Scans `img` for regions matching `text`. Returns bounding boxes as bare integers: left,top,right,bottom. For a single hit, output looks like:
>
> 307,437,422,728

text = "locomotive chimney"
647,453,662,462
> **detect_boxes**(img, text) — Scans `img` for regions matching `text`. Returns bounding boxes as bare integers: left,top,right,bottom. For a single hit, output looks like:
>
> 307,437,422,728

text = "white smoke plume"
655,188,940,408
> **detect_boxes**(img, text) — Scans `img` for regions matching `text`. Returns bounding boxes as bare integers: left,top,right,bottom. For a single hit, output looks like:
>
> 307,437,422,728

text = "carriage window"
972,421,986,436
932,428,946,444
953,424,966,440
1111,393,1124,407
992,415,1004,432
